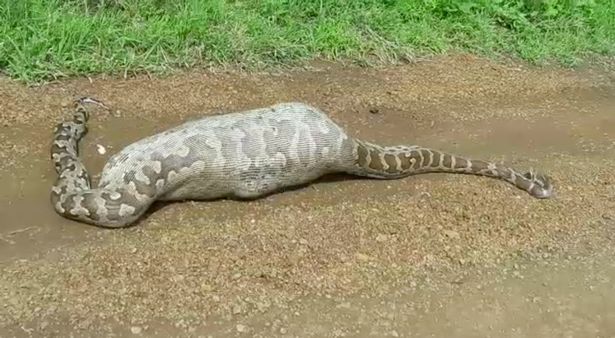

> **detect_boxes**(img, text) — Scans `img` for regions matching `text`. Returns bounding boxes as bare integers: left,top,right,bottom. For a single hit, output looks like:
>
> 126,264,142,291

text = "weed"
0,0,613,82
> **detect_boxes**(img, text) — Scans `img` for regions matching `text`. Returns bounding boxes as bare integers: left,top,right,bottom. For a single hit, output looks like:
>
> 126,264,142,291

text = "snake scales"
51,98,553,228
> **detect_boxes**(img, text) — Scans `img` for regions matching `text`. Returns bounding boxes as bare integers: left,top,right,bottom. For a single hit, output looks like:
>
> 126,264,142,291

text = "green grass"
1,0,614,82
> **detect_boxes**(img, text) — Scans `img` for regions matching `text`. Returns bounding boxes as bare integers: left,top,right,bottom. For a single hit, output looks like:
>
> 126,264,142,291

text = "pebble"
236,324,248,333
130,326,142,334
376,234,388,242
355,253,371,262
443,230,460,240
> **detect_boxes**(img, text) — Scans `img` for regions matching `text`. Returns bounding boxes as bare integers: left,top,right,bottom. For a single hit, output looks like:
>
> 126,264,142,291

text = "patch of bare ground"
0,55,614,337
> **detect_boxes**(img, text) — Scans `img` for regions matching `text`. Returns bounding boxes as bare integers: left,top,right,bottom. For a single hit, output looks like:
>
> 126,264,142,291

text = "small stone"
443,230,460,240
256,301,270,312
355,253,371,261
376,234,388,242
46,305,58,315
130,326,142,334
390,330,399,337
280,327,288,334
236,324,248,333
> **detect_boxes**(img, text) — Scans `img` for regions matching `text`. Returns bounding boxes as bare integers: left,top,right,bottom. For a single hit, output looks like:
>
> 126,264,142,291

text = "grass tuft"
1,0,614,82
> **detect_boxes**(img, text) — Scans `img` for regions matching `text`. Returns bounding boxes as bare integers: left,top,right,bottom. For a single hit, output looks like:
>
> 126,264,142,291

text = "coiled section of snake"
50,99,153,228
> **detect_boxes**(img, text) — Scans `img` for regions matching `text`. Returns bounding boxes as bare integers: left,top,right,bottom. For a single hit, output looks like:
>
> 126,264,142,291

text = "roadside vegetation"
1,0,613,82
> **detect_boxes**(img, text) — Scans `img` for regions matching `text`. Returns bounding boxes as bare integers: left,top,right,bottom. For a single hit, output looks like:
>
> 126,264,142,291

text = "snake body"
51,99,553,228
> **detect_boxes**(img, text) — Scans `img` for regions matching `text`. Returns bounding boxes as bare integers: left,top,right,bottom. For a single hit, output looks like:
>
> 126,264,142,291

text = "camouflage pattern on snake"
51,98,553,228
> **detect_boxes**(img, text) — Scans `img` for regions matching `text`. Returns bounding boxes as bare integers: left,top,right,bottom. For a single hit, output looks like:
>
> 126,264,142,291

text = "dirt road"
1,55,614,337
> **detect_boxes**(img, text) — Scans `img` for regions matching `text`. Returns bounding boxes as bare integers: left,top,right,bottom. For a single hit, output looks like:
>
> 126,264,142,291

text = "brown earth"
0,54,614,337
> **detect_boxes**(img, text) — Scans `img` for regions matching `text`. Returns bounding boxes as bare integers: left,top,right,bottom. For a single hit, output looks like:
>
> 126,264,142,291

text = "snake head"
523,169,554,199
76,96,109,109
72,96,111,123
